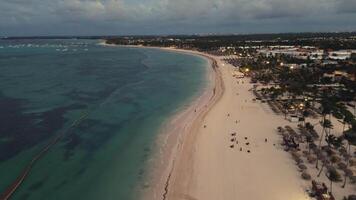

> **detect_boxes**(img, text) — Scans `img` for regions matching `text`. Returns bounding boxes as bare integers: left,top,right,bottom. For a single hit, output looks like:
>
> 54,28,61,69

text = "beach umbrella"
338,162,347,170
349,159,356,166
307,155,317,164
344,169,353,177
342,168,354,188
330,155,341,164
298,164,307,170
326,164,336,172
301,172,311,180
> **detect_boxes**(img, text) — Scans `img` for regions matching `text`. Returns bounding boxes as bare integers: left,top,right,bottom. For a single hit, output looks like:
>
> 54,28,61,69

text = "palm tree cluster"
312,99,356,191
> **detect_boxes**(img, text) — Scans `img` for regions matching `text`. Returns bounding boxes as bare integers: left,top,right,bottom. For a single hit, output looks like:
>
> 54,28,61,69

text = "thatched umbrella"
330,155,341,164
349,159,356,166
349,176,356,184
307,155,317,164
302,150,309,156
342,168,354,188
344,154,352,161
322,146,335,156
298,164,307,170
339,146,347,152
291,152,303,164
339,146,347,154
344,169,353,177
309,142,317,151
301,172,311,180
338,162,347,170
326,165,336,171
294,157,303,164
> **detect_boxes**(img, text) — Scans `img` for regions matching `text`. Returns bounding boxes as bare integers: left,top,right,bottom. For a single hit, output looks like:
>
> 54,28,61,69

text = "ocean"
0,40,208,200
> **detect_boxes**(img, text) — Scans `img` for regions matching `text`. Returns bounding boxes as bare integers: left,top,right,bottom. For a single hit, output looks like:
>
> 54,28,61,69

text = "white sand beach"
160,50,310,200
136,47,317,200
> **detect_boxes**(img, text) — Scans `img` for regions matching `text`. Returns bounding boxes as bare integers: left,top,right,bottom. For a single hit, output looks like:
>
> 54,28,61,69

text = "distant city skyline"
1,0,356,36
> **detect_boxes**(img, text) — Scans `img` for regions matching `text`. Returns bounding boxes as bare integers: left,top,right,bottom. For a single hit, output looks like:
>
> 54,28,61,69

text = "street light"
299,103,304,109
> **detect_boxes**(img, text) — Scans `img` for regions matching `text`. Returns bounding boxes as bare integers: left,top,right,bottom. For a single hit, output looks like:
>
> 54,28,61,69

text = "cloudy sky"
1,0,356,36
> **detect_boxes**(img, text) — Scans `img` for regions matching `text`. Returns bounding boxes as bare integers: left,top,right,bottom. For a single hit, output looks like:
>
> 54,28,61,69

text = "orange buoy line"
0,111,89,200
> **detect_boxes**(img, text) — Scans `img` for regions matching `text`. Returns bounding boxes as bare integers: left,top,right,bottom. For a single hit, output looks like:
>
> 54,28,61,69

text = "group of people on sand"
227,113,251,153
229,132,252,153
227,113,270,153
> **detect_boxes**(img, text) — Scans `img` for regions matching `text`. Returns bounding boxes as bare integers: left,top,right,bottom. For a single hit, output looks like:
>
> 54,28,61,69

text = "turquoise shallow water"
0,40,207,200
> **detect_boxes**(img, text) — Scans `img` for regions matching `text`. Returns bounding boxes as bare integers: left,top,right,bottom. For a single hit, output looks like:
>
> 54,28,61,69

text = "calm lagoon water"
0,40,207,200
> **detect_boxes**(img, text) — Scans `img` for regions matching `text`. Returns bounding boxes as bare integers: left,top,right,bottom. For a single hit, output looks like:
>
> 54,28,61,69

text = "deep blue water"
0,39,207,200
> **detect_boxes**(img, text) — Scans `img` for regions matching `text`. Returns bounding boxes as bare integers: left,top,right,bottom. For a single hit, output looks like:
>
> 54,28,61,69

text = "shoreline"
134,47,224,200
98,42,223,200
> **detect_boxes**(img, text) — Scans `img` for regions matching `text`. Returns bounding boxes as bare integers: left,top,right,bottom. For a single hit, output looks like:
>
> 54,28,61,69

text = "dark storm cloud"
0,0,355,36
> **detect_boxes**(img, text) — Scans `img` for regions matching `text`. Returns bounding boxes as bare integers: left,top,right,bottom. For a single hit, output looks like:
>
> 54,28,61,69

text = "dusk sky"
1,0,356,36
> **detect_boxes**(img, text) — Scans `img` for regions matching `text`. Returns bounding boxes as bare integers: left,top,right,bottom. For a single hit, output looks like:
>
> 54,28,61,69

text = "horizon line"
2,31,356,39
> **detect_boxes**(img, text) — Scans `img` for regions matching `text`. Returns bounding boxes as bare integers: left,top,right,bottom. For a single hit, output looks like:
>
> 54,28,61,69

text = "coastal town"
107,33,356,200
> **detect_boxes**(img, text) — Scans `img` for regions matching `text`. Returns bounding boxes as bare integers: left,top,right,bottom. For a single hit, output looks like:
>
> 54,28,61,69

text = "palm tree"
306,134,313,154
342,123,356,188
317,155,327,177
317,134,343,177
325,134,343,149
283,101,290,119
342,111,354,133
302,110,309,126
316,118,332,169
326,168,341,194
